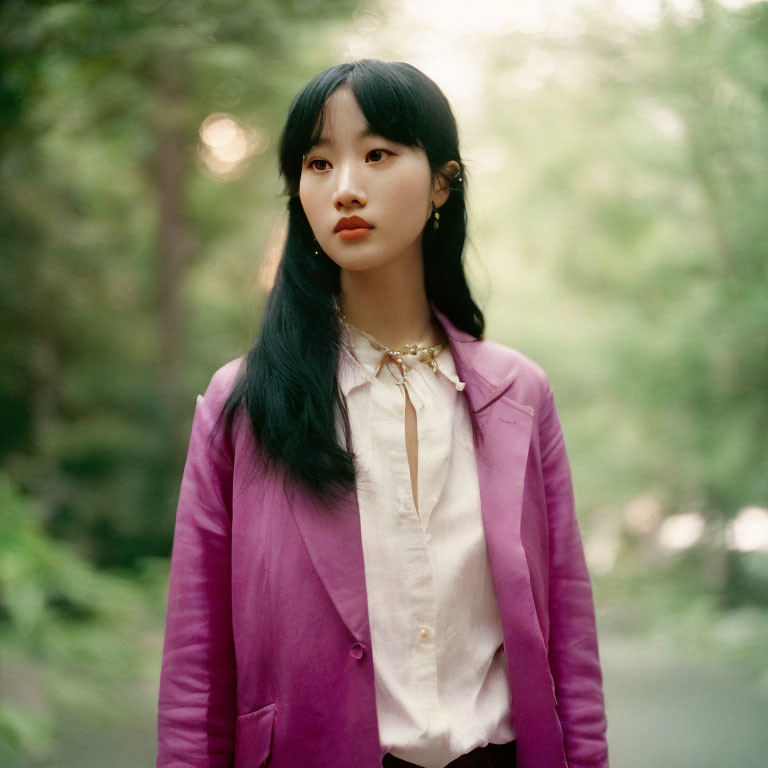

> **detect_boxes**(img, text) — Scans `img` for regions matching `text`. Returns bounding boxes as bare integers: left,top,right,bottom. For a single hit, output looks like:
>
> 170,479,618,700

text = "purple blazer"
156,304,609,768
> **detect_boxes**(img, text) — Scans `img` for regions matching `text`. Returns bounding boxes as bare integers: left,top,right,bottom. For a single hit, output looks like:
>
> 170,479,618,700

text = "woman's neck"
338,260,443,350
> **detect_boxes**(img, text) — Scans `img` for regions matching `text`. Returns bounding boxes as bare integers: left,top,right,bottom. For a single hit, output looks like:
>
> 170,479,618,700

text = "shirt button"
419,626,429,639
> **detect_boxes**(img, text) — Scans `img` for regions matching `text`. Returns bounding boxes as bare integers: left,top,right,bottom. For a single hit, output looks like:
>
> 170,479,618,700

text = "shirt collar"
337,322,466,398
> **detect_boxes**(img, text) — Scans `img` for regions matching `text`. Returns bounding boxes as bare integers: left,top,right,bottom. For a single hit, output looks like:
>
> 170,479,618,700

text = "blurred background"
2,0,767,765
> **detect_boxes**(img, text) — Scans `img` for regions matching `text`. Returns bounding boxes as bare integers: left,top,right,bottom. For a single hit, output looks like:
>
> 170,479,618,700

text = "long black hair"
222,59,485,504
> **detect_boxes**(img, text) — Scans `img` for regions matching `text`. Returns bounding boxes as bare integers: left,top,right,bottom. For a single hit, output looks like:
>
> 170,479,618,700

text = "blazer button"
349,642,365,660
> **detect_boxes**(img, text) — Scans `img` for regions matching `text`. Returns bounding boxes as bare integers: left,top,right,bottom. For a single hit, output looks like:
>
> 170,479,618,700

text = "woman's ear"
432,160,462,209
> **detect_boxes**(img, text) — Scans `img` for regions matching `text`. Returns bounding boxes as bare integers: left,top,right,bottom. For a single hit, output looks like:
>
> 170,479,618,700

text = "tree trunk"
151,60,193,441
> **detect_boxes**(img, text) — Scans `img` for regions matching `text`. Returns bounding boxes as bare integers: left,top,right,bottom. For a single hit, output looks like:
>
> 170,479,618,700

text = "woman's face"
299,87,443,273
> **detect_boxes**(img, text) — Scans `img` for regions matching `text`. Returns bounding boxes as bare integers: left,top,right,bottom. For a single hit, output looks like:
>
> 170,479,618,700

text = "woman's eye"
367,149,392,163
306,149,392,171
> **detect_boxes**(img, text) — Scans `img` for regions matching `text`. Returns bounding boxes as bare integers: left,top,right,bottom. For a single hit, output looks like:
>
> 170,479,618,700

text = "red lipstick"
334,216,374,240
338,228,373,240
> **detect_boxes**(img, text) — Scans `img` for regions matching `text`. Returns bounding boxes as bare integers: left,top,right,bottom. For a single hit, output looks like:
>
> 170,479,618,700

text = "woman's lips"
337,227,374,240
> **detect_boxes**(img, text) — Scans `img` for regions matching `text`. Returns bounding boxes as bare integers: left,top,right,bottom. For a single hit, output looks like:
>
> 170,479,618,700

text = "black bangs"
345,64,424,148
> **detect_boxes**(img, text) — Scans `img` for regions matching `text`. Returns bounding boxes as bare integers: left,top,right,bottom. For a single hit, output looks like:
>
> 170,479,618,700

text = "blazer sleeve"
156,384,237,768
539,376,609,768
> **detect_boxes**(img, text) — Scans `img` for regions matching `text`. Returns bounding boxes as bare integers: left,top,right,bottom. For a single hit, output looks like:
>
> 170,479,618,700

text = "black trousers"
382,739,517,768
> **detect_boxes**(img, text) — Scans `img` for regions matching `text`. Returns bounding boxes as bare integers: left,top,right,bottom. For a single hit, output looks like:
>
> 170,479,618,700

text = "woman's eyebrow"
310,127,382,149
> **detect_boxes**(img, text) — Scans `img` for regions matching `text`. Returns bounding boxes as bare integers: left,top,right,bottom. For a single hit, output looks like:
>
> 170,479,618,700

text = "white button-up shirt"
336,322,516,768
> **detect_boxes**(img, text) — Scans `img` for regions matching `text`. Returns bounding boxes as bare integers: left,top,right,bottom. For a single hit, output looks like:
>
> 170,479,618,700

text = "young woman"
156,59,609,768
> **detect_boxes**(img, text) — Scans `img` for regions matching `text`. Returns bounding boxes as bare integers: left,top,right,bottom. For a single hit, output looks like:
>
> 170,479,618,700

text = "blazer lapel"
289,485,372,645
433,304,566,762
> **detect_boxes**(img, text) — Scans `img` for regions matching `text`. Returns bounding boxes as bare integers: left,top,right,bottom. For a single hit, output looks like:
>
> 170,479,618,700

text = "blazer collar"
429,301,525,415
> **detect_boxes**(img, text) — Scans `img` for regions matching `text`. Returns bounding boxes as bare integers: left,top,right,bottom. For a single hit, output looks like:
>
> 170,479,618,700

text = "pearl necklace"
337,308,448,386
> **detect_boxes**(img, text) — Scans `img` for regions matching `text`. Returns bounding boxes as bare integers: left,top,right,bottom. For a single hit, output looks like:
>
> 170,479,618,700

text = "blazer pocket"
234,702,276,768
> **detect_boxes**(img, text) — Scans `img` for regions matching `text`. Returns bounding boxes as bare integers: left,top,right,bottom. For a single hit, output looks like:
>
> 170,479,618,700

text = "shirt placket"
371,377,445,727
408,369,456,533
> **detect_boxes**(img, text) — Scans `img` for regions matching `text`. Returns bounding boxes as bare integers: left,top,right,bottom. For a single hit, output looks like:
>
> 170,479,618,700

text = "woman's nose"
332,163,367,209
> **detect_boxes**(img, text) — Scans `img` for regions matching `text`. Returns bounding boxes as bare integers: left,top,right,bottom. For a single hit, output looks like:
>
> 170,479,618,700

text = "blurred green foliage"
0,470,167,763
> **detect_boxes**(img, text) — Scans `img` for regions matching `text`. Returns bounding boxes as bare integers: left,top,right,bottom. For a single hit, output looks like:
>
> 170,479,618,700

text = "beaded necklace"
336,304,448,387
